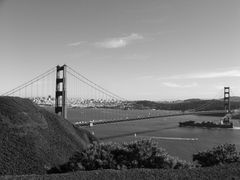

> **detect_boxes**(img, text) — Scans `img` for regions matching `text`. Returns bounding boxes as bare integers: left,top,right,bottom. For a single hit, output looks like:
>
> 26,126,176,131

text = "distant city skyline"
0,0,239,100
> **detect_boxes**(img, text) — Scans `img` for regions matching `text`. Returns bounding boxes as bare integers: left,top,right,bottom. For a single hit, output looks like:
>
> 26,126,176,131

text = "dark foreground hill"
0,97,97,175
2,162,240,180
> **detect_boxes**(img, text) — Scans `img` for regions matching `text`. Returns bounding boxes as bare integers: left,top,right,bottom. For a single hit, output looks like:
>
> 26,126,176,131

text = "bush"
193,143,240,167
48,140,192,173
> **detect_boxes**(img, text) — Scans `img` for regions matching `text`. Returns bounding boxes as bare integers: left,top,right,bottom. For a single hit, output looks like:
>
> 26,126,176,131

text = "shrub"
48,140,192,173
193,143,240,167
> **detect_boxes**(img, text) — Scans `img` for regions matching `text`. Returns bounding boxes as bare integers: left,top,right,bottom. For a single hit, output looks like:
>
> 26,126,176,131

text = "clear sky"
0,0,240,100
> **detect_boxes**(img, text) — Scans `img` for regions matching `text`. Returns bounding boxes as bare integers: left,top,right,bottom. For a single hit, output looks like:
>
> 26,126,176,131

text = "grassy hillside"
2,162,240,180
0,97,97,175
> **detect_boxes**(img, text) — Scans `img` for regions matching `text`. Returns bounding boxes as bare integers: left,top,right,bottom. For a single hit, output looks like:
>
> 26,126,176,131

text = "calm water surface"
67,108,240,161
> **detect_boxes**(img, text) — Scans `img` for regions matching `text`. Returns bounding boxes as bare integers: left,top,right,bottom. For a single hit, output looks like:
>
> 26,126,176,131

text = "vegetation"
193,144,240,167
48,141,240,175
47,139,192,174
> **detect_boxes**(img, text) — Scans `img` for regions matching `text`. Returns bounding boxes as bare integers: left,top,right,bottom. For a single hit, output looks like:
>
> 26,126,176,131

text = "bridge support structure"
224,87,230,113
55,64,67,119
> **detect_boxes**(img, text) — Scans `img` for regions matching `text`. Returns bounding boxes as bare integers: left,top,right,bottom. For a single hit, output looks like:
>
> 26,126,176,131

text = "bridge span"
2,64,233,124
74,110,227,127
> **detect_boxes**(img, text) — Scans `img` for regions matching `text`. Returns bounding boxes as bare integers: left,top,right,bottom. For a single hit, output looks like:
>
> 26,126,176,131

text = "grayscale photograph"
0,0,239,179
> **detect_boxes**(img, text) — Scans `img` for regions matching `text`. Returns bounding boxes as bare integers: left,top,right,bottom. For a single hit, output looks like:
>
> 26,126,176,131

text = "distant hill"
183,98,202,102
231,96,240,102
129,97,240,111
219,96,240,102
0,97,97,175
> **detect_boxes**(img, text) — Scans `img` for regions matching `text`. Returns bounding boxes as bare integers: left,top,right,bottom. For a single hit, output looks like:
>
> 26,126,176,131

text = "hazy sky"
0,0,240,100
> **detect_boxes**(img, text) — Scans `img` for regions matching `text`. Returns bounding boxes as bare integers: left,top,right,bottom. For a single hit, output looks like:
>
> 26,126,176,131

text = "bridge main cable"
67,70,122,101
1,67,56,96
67,65,126,101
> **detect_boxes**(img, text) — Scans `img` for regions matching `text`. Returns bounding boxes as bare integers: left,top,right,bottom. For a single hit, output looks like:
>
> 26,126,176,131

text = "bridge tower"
55,65,67,119
224,87,230,113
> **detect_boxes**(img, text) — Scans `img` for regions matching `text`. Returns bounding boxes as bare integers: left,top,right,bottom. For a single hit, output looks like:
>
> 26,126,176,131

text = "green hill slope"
0,97,97,175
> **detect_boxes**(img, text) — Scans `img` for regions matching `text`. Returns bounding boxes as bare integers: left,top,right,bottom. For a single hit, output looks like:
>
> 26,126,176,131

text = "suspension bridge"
1,64,234,127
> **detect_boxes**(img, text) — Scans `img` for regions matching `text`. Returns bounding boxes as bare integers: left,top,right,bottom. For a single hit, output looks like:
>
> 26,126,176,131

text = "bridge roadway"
74,110,226,127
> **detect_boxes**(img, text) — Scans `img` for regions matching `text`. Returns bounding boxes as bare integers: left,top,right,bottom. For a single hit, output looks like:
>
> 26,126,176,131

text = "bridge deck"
74,110,226,127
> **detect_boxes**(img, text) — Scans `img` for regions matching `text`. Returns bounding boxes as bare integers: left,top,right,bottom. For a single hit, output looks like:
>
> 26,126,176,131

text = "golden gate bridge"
1,64,233,127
